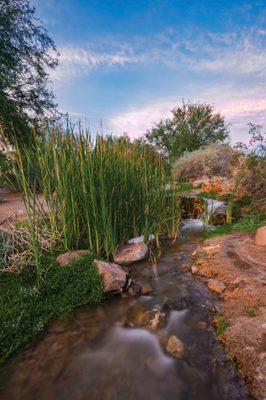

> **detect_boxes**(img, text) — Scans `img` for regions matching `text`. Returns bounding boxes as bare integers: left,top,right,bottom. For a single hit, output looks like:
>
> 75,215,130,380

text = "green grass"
244,309,256,317
216,315,230,335
10,129,180,265
205,212,266,238
0,254,104,364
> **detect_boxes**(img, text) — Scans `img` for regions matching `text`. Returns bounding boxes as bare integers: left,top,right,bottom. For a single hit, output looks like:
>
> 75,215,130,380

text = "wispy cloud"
50,47,141,82
109,88,266,142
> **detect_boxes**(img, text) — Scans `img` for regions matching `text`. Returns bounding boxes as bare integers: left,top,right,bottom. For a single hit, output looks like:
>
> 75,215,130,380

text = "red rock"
114,242,149,265
94,259,129,293
254,226,266,246
56,250,91,265
207,279,226,294
166,335,185,358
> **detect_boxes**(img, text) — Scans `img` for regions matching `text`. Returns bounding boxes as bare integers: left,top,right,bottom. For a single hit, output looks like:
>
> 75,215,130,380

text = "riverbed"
0,233,248,400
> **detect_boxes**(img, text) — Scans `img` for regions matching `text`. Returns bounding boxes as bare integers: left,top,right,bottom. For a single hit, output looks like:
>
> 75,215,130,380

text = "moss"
0,254,104,364
216,315,230,335
244,309,256,317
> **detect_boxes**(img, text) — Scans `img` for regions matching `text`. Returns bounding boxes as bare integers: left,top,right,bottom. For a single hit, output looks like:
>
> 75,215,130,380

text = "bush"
0,254,104,364
174,144,236,180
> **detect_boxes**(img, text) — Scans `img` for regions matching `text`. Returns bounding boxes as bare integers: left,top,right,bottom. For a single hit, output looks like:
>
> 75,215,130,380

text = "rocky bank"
190,230,266,400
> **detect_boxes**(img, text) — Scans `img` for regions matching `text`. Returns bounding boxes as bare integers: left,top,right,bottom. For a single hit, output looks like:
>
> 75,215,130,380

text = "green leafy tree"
0,0,58,144
145,102,229,161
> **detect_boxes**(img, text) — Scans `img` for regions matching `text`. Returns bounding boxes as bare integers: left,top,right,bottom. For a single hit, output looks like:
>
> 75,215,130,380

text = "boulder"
254,226,266,246
207,278,226,294
141,309,166,331
94,259,129,293
56,250,91,265
114,242,149,265
166,335,185,358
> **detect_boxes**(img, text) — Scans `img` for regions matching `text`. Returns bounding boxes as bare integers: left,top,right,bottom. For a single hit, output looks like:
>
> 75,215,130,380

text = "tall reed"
12,126,181,260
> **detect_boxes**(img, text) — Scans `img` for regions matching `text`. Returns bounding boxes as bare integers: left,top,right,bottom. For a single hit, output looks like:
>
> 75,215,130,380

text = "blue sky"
32,0,266,142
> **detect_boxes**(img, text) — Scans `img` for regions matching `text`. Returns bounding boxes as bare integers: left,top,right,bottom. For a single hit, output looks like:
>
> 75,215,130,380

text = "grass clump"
205,212,266,238
0,254,104,364
216,315,230,335
9,129,180,264
244,309,256,317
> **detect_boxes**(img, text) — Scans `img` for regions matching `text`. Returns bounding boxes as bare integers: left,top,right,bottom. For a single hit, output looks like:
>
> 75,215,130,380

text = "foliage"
205,211,266,238
244,309,256,318
0,254,104,364
0,0,58,144
9,127,180,265
215,315,230,335
145,102,229,161
174,144,235,181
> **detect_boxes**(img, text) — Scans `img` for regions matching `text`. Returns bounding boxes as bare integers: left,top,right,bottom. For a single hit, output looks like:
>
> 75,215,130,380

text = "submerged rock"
255,226,266,246
125,282,142,297
94,259,129,293
207,279,226,294
166,335,185,358
56,250,91,265
114,242,149,265
137,280,152,295
141,309,166,331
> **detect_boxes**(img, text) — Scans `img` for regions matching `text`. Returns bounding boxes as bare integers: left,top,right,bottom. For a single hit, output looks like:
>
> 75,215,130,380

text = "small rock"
94,259,129,293
207,279,226,294
126,283,141,297
56,250,91,265
141,309,166,331
254,226,266,246
191,265,199,274
137,281,152,295
176,296,192,310
114,242,149,265
166,335,185,358
196,321,207,330
162,297,175,312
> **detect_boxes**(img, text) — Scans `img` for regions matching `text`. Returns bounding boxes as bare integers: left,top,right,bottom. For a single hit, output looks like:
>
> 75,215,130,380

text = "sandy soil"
0,193,26,227
191,232,266,400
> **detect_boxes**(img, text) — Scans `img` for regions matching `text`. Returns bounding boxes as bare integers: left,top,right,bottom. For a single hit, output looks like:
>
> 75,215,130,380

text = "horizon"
32,0,266,143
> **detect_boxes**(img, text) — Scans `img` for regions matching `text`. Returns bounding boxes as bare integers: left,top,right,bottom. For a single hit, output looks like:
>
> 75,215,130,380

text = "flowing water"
0,230,248,400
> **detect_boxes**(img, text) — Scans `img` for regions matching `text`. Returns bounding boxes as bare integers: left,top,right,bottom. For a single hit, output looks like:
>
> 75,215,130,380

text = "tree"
144,102,229,161
0,0,58,144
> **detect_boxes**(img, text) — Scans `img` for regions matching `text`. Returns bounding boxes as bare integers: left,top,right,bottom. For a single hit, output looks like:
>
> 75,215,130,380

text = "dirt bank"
191,232,266,400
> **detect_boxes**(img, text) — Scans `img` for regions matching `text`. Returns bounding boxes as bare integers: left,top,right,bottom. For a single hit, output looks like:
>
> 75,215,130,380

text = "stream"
0,229,248,400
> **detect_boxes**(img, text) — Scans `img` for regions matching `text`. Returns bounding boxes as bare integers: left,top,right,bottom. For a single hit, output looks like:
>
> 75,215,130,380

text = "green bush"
205,211,266,237
0,254,104,364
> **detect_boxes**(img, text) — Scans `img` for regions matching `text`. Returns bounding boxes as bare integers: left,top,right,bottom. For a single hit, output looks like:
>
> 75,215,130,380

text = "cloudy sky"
32,0,266,143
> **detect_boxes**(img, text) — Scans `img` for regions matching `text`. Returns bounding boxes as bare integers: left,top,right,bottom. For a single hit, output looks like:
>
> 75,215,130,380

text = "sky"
32,0,266,143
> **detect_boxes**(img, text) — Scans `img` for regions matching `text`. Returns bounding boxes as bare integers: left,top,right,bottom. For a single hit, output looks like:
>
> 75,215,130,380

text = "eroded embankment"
191,232,266,400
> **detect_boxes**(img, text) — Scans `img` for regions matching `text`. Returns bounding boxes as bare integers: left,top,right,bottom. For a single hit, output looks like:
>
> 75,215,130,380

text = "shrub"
0,254,104,364
174,144,236,180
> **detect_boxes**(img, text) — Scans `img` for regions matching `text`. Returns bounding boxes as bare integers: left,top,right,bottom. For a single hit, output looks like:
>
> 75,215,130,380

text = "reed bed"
11,127,180,261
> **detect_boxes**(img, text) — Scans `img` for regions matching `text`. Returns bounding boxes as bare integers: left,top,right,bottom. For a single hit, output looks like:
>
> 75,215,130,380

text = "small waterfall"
180,197,227,233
